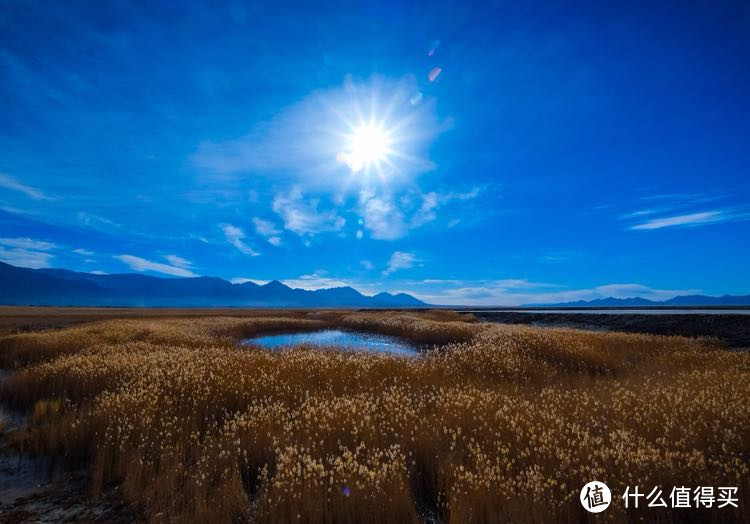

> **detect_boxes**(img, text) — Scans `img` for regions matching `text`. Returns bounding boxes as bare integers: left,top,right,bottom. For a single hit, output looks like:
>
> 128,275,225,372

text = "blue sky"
1,0,749,305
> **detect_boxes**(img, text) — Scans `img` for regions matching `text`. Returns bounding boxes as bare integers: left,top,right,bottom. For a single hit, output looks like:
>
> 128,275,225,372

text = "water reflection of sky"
244,329,419,357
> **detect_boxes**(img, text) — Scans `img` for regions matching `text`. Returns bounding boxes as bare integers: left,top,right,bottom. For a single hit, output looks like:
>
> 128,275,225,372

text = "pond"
243,329,419,357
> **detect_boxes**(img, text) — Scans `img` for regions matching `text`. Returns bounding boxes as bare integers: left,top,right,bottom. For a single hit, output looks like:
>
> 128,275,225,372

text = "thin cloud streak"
280,273,380,295
0,174,52,200
282,273,353,290
0,247,54,268
230,277,270,285
115,255,198,278
410,282,703,306
0,237,57,269
0,237,56,251
164,255,192,268
631,211,727,230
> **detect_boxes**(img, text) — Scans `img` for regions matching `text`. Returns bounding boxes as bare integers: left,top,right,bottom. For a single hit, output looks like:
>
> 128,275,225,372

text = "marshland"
0,308,747,522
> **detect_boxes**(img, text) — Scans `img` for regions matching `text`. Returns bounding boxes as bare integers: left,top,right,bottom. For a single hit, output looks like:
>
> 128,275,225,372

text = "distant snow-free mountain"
526,295,750,307
0,261,427,307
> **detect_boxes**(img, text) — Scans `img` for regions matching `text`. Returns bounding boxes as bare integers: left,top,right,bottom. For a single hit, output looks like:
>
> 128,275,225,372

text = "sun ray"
326,80,434,185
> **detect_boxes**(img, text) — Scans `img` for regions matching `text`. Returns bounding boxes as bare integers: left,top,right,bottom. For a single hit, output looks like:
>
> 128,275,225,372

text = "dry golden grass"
0,311,748,523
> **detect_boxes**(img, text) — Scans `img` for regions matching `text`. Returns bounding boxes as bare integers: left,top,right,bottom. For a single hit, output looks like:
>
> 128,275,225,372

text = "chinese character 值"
670,486,691,508
585,484,608,510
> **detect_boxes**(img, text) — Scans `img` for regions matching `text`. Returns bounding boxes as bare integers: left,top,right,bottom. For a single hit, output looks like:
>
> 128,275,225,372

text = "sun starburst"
337,123,393,173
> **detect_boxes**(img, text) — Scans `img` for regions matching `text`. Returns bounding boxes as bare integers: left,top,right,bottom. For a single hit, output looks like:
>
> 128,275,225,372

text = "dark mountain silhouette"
527,294,750,307
0,261,427,307
661,294,750,306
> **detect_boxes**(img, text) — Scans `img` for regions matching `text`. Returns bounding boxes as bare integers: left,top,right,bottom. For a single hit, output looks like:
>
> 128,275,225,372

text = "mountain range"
527,295,750,307
0,261,427,307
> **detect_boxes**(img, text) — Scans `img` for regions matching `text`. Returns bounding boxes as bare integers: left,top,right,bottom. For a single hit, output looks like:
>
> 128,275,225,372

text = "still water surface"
244,329,419,357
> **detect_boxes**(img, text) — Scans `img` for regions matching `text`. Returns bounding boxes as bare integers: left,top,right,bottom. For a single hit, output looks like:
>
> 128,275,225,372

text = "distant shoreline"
1,305,748,348
457,305,750,311
467,310,750,348
457,305,750,312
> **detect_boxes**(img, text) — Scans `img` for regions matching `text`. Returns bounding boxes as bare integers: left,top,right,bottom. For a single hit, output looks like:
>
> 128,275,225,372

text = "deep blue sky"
1,0,749,304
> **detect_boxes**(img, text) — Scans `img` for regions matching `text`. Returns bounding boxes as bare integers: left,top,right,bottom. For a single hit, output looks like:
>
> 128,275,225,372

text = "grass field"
0,309,748,522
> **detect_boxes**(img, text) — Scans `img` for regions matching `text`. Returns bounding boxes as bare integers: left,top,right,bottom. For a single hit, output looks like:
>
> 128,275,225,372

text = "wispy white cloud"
358,190,405,240
252,218,280,236
409,280,701,306
406,278,558,304
630,210,730,230
409,192,440,229
493,279,556,289
220,224,260,256
272,187,345,236
619,208,661,219
73,248,94,256
0,247,54,268
192,79,471,242
623,190,747,231
360,260,374,270
164,255,192,268
383,251,417,275
537,250,581,263
0,173,52,200
0,237,56,269
281,272,379,294
357,187,483,240
590,283,699,300
0,237,56,251
230,277,269,285
410,187,482,228
415,278,556,289
282,273,353,290
191,77,438,182
191,102,331,176
77,212,122,230
115,254,198,277
638,192,725,204
252,217,282,246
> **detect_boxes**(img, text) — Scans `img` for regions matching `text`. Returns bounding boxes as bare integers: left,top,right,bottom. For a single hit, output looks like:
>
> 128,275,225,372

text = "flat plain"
0,307,747,523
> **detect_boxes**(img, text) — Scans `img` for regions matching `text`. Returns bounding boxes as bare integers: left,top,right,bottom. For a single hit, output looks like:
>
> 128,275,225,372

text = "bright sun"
338,123,392,173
